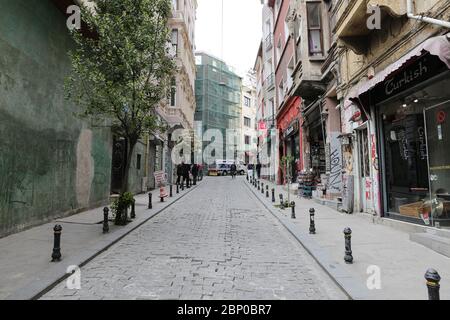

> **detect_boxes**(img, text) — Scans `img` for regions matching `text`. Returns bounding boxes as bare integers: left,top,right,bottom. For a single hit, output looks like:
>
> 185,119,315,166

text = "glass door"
424,99,450,227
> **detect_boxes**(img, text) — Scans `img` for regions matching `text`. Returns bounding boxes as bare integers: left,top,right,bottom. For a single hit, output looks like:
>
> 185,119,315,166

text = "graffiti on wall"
327,132,343,193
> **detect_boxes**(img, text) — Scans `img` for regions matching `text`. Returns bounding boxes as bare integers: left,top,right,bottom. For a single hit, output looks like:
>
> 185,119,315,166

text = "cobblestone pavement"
41,177,347,300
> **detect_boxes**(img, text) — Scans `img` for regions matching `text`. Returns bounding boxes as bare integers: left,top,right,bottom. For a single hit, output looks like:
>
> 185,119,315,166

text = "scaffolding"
195,53,242,159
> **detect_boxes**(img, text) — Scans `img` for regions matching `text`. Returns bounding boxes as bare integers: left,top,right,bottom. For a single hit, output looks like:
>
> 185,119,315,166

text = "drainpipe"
406,0,450,29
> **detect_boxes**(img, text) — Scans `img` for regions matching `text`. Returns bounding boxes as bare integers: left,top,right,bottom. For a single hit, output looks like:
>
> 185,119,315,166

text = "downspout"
406,0,450,29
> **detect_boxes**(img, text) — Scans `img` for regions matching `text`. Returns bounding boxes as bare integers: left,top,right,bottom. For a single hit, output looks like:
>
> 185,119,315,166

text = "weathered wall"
0,0,112,237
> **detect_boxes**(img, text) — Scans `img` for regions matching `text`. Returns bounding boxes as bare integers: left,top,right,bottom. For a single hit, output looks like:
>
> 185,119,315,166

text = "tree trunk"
121,138,137,194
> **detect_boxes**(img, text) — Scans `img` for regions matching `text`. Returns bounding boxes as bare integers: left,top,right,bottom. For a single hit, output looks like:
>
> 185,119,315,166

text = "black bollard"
130,200,136,219
309,208,315,233
272,188,275,203
425,269,441,300
291,201,296,219
148,192,152,209
51,224,62,262
266,185,269,198
279,194,284,206
103,207,109,233
344,227,353,264
176,183,179,194
246,174,249,181
170,184,173,197
261,182,264,194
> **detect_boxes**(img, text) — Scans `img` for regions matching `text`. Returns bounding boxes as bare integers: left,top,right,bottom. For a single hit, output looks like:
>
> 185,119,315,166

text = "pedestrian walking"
176,163,183,186
192,163,199,185
183,162,190,188
256,162,261,179
230,162,237,179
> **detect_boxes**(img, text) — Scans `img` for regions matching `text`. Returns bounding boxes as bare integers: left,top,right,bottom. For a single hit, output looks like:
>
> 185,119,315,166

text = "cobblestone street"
41,177,346,300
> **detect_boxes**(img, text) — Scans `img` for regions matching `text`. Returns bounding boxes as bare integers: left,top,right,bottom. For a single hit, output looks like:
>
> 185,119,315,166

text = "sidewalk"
248,178,450,300
0,182,201,300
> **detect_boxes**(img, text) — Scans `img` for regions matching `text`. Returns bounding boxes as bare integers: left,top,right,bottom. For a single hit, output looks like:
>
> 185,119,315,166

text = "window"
244,117,251,127
137,154,142,170
245,135,251,145
244,96,251,107
170,77,176,106
171,29,178,56
306,2,323,56
172,0,178,10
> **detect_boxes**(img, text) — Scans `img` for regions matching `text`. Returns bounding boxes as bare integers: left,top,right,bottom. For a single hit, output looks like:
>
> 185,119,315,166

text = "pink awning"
351,34,450,99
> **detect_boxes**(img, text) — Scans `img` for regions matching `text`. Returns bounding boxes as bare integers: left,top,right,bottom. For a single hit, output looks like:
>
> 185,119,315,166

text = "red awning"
350,34,450,99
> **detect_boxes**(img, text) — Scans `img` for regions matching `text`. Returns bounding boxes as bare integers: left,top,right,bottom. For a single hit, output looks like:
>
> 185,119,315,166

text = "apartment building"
334,0,450,226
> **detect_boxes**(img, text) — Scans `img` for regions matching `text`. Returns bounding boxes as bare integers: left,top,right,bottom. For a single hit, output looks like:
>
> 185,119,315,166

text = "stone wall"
0,0,113,237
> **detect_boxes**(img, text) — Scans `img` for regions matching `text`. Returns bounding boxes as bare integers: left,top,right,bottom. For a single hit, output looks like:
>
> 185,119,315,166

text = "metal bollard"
309,208,315,233
425,269,441,300
51,225,62,262
261,182,264,194
344,227,353,264
148,192,152,209
258,181,260,190
291,201,296,219
279,194,284,206
130,200,136,219
103,207,109,233
176,183,179,194
170,184,173,197
266,185,269,198
246,174,249,181
272,188,275,203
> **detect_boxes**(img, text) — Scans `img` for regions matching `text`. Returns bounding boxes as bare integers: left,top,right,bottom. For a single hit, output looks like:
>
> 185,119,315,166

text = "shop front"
276,97,302,184
355,35,450,226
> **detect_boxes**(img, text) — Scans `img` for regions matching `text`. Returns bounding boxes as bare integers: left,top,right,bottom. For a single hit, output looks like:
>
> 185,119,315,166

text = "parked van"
215,160,247,176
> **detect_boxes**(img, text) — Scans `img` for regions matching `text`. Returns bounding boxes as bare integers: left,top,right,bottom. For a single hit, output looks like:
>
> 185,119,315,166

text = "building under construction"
195,52,242,162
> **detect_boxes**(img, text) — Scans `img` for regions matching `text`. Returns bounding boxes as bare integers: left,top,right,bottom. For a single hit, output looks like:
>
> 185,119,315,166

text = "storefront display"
375,55,450,225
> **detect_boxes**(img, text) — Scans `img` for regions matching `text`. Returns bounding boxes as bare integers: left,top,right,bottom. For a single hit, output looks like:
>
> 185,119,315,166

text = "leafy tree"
66,0,175,193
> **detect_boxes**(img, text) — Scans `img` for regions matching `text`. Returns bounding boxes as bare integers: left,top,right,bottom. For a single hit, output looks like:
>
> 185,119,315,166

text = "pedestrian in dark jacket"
183,163,190,188
176,163,183,186
256,162,262,179
191,164,199,185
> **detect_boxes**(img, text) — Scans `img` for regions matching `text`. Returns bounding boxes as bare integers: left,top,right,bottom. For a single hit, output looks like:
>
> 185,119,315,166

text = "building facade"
335,0,450,226
241,70,258,165
155,0,198,185
195,52,243,163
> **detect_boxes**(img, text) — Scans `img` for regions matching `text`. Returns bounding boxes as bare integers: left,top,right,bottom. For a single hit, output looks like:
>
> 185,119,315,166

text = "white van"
215,159,247,176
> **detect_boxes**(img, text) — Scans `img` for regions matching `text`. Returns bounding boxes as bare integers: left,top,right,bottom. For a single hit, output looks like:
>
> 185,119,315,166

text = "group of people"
247,162,261,179
176,162,201,188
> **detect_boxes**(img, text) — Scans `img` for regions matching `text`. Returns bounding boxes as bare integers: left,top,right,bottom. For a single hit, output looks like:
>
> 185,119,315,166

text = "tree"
66,0,175,193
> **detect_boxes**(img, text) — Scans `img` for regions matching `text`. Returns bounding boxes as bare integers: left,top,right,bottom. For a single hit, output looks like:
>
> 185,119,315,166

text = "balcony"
265,34,273,51
264,73,275,90
291,59,326,100
335,0,407,55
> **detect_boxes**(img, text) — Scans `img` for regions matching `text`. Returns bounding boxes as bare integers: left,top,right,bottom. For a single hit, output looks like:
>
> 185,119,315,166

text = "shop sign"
284,121,299,138
371,54,447,104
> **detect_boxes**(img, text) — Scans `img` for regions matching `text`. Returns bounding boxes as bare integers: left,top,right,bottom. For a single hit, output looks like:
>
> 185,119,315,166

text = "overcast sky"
195,0,263,77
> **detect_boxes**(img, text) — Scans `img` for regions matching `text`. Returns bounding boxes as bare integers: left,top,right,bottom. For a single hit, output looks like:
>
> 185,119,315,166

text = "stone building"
335,0,450,225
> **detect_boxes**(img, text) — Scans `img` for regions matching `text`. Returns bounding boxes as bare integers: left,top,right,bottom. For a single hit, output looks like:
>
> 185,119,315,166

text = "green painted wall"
0,0,113,237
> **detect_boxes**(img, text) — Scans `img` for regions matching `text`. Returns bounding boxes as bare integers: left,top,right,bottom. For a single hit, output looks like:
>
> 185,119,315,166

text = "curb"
6,182,202,300
244,180,372,300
